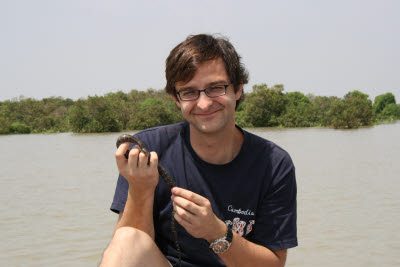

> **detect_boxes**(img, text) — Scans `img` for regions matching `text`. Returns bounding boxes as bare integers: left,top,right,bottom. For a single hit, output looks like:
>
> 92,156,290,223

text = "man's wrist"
128,186,155,202
207,220,228,244
209,225,233,254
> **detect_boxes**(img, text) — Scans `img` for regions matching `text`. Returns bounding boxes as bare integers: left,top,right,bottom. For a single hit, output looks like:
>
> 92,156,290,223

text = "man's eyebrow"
176,86,195,92
208,80,229,86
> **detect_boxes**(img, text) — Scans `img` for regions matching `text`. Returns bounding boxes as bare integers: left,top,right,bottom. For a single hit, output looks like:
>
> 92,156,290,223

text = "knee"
102,227,150,263
113,227,152,244
110,227,155,254
102,227,157,266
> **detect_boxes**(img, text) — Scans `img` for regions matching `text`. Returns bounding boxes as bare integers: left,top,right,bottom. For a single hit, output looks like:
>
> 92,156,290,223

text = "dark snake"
116,134,182,267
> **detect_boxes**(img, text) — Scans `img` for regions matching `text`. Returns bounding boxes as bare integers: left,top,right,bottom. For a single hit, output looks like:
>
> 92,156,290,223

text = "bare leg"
100,227,171,267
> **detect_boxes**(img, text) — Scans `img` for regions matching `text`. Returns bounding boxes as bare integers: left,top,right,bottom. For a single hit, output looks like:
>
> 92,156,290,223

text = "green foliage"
381,103,400,120
67,99,91,132
0,118,11,134
0,87,398,134
235,103,253,128
252,83,268,92
65,89,183,133
67,96,122,133
127,98,175,130
0,96,71,133
87,96,121,132
309,95,339,126
374,93,396,114
9,122,31,134
104,91,133,130
243,84,287,127
327,91,373,129
373,93,399,121
279,92,317,127
0,103,11,134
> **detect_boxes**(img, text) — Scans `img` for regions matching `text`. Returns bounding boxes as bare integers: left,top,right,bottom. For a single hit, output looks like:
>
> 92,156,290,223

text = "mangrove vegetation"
1,84,399,134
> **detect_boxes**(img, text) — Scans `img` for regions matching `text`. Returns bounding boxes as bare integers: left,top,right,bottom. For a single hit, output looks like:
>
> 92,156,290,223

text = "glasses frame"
176,83,231,101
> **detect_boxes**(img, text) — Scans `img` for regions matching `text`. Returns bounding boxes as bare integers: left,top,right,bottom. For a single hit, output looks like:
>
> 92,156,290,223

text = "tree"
67,99,90,132
381,103,400,120
235,102,253,128
9,122,31,134
86,96,121,132
104,91,134,130
309,95,338,126
374,93,396,115
252,83,268,93
128,98,175,130
328,91,373,129
279,92,317,127
243,84,287,127
0,117,11,134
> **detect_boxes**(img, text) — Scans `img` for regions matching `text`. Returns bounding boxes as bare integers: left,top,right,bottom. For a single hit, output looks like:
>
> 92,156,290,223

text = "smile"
194,110,220,118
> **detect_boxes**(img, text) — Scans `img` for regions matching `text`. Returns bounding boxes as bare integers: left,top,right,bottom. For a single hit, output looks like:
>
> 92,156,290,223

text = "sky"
1,0,399,102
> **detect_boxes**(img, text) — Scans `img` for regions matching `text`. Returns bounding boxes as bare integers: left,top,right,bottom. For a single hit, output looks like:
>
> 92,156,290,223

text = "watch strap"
225,226,233,243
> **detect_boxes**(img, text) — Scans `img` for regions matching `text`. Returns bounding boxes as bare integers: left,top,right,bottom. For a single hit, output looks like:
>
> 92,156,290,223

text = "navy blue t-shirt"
111,122,297,266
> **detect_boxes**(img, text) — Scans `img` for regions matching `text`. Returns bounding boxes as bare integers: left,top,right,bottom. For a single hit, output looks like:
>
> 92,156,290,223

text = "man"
101,34,297,267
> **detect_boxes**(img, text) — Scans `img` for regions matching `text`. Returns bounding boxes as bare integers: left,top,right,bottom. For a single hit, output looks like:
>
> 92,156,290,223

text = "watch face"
213,240,230,253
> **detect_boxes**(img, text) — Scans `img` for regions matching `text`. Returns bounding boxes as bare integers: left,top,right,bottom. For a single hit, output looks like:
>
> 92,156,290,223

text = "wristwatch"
209,226,233,254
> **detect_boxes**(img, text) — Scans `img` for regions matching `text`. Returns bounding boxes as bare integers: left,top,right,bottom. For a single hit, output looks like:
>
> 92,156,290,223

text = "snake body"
116,134,182,267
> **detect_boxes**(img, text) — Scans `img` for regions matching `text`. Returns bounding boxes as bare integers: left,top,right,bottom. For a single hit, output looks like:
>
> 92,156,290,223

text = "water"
1,122,399,266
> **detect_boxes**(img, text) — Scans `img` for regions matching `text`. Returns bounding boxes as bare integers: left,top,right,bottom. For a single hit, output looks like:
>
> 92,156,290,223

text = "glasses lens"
180,89,198,100
178,84,228,100
206,86,226,97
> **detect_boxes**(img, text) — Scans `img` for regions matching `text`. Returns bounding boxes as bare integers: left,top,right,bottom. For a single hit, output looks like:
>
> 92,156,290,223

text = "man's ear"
170,94,181,109
235,84,244,101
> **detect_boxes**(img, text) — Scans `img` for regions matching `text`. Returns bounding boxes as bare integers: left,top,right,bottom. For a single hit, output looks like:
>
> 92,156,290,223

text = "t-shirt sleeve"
110,173,129,214
253,153,298,250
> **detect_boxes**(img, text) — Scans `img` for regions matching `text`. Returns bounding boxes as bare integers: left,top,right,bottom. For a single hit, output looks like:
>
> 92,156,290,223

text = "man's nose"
196,91,213,109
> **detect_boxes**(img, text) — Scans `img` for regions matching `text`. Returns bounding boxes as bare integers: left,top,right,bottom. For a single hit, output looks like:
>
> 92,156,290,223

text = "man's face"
173,58,242,135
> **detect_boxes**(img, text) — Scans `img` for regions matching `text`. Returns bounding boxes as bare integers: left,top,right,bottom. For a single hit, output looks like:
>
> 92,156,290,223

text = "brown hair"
165,34,249,109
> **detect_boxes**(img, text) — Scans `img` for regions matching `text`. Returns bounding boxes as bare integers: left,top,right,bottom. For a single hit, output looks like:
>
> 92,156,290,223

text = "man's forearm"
171,187,287,266
218,232,286,267
115,187,156,239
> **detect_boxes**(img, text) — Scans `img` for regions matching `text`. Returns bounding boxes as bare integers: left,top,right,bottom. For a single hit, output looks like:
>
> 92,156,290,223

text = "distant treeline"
1,84,399,134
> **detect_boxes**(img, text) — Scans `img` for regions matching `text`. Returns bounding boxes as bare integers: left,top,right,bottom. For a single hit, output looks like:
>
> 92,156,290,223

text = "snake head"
116,134,151,158
116,134,133,148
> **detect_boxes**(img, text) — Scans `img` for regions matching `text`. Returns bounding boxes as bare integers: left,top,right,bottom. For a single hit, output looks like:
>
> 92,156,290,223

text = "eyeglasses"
176,84,231,101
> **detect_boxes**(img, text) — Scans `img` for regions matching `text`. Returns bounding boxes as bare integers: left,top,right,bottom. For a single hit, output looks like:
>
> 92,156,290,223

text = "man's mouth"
194,110,220,118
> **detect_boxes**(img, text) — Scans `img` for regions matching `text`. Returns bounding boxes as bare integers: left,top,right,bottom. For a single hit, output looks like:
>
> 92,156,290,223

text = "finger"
137,149,149,169
172,195,199,215
149,151,159,170
174,203,195,223
172,187,208,206
128,145,141,168
115,142,130,160
115,142,131,170
174,209,193,230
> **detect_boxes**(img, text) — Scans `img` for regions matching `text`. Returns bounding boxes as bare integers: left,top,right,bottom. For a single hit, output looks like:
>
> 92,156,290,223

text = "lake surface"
1,122,399,266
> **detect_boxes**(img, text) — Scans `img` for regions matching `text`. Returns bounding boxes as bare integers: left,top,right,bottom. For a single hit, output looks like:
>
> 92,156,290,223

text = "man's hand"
171,187,227,243
115,142,159,196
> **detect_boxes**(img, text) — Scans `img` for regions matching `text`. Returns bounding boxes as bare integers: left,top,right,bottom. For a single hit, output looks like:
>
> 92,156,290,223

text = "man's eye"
208,86,225,93
182,90,197,96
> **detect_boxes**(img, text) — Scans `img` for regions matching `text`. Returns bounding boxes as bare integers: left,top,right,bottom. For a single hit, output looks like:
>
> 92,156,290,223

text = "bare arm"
113,143,159,239
112,188,156,238
172,187,288,267
218,231,287,267
111,212,123,237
